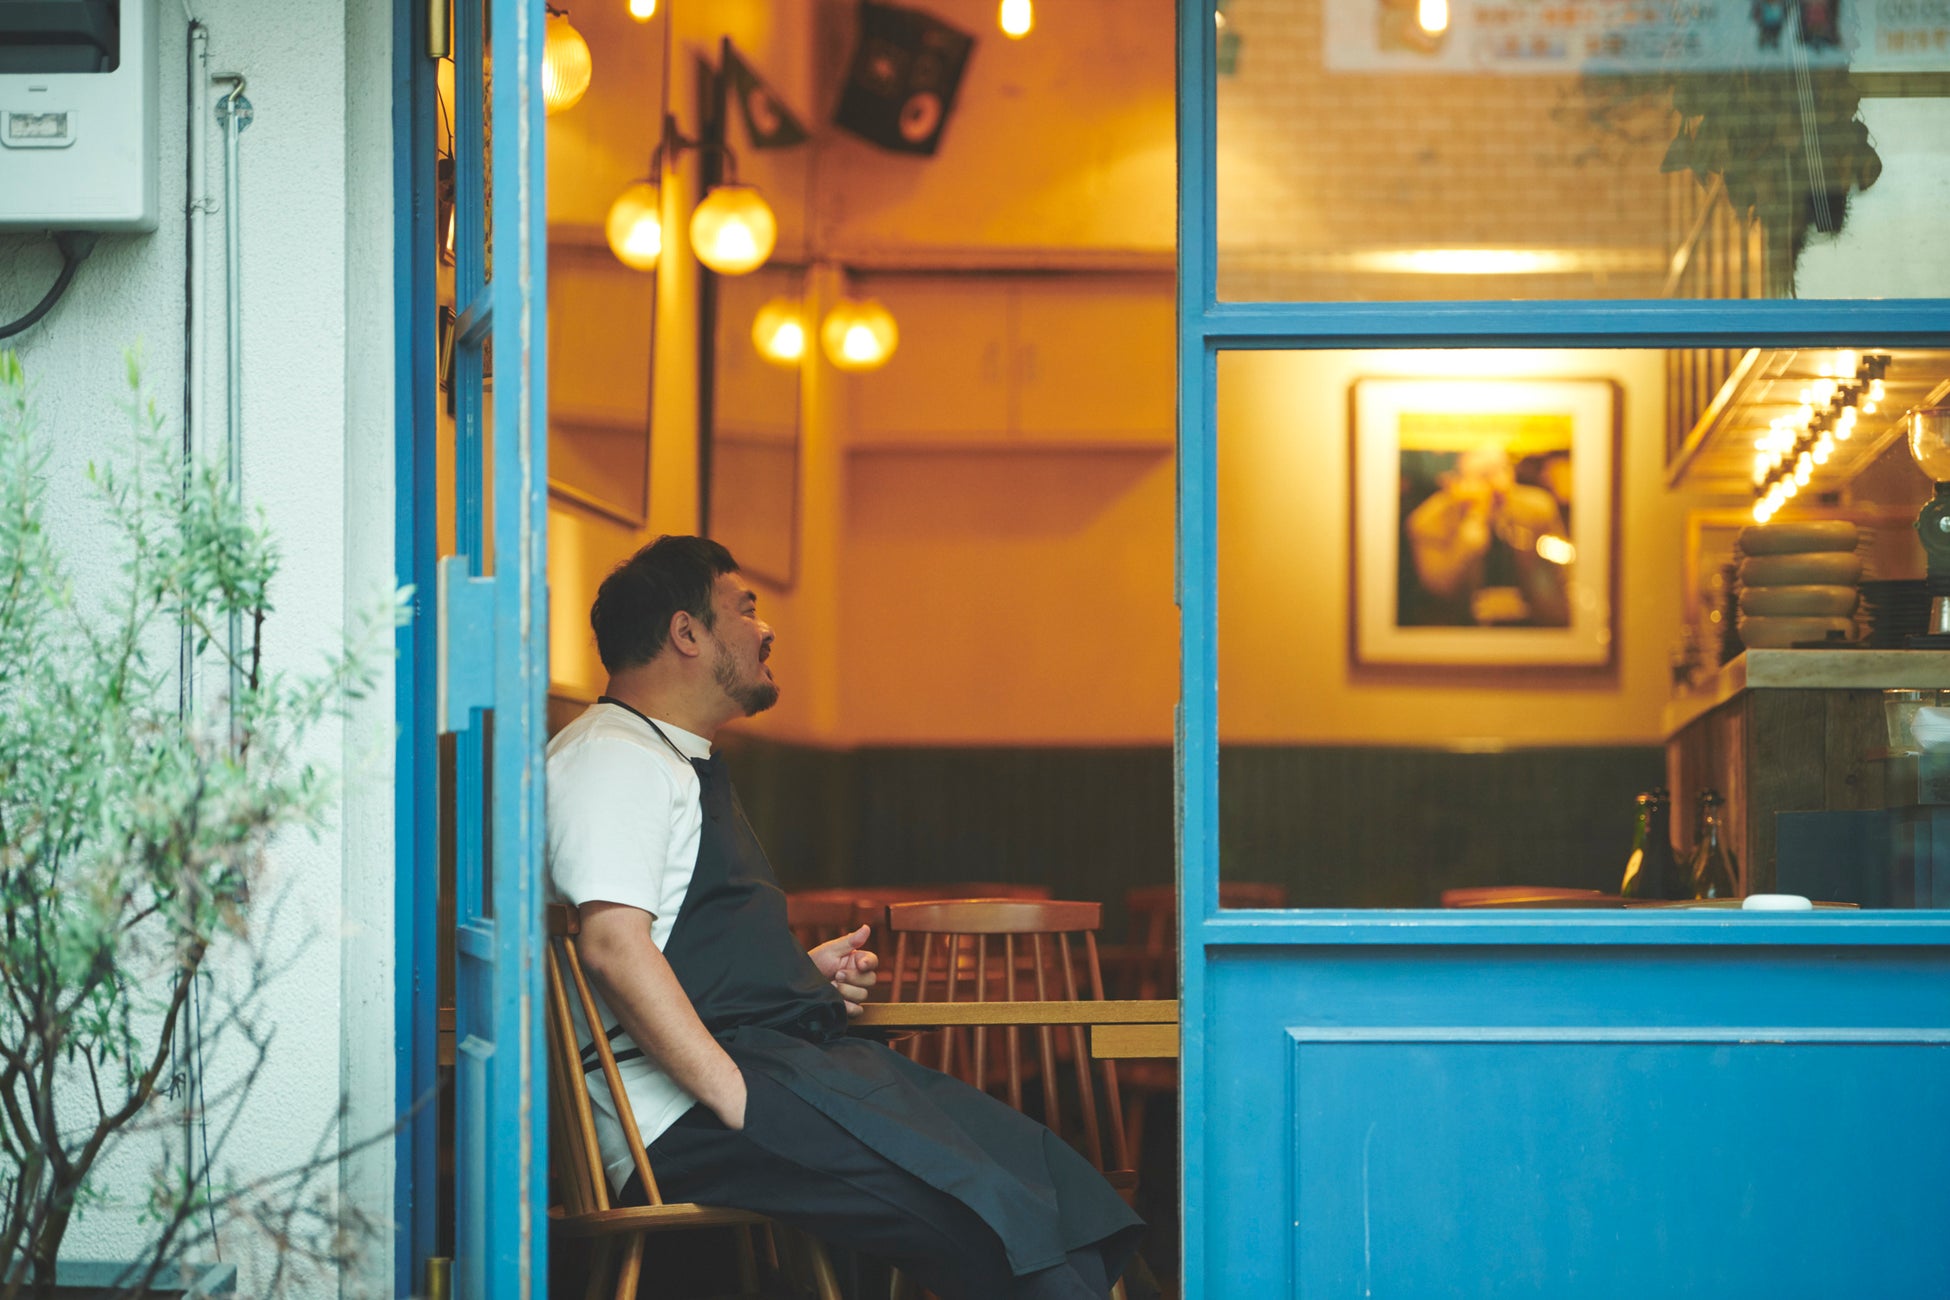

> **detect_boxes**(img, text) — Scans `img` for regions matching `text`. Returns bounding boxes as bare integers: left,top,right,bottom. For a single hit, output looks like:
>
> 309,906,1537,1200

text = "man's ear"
667,609,705,659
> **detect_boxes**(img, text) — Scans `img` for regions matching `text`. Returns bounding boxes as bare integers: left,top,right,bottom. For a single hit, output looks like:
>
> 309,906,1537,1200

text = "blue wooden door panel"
1290,1034,1950,1298
1199,949,1950,1296
439,0,549,1296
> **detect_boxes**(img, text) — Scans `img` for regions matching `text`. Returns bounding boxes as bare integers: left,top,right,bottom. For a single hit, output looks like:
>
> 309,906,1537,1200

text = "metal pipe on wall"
181,19,209,721
212,73,250,721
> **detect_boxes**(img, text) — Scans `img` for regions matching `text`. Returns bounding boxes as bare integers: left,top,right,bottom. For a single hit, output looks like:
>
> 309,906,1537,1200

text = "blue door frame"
395,0,551,1294
1173,3,1950,1296
392,0,438,1288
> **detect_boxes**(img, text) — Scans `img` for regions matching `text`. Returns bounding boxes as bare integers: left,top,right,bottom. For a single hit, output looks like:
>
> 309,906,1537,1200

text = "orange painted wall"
831,447,1179,745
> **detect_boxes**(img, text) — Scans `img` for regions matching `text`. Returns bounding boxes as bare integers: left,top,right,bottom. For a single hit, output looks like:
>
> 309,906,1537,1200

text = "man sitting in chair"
547,536,1144,1300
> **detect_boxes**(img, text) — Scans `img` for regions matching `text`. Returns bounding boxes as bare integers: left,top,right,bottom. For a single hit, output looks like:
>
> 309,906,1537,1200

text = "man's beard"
714,642,779,715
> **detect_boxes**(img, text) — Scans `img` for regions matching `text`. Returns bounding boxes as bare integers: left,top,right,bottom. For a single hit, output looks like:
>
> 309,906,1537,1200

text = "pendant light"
821,297,899,372
690,184,777,276
999,0,1034,38
542,9,593,115
627,0,657,17
604,181,663,270
752,297,807,365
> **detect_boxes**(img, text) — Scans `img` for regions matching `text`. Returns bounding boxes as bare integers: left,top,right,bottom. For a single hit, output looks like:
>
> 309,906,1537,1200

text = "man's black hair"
590,535,741,673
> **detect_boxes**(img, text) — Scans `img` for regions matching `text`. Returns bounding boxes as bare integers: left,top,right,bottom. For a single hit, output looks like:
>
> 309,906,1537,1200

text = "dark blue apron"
600,699,1141,1278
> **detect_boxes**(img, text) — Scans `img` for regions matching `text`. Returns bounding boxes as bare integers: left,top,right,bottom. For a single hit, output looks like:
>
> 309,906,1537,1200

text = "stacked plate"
1734,520,1863,648
1859,579,1933,648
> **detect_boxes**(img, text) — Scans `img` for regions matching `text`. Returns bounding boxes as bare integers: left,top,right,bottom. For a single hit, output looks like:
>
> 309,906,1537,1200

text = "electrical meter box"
0,0,159,233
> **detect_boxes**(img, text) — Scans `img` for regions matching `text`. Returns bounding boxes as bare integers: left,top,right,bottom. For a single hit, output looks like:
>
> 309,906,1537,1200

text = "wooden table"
853,999,1180,1059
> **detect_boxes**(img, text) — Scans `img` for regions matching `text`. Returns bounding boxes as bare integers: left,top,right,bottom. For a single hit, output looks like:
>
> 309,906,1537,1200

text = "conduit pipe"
212,73,250,724
180,18,209,720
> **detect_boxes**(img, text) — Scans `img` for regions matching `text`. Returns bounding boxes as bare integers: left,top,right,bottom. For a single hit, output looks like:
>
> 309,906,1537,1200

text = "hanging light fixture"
542,9,593,115
999,0,1034,38
752,297,807,365
821,297,899,372
1416,0,1450,34
627,0,657,17
690,183,777,276
604,181,663,270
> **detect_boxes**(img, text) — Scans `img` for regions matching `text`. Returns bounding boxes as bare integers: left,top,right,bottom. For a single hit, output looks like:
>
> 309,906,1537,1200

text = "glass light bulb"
751,297,807,365
628,0,657,17
689,184,777,275
1418,0,1450,34
821,298,900,372
604,182,662,270
999,0,1033,38
542,13,593,115
1837,349,1859,376
1870,378,1886,401
1752,499,1770,523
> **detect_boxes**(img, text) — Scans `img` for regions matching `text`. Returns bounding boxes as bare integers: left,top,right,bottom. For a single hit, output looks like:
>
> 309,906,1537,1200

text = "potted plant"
0,352,393,1298
1582,16,1882,296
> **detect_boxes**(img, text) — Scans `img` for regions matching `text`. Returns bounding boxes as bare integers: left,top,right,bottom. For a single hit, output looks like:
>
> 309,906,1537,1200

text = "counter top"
1663,649,1950,737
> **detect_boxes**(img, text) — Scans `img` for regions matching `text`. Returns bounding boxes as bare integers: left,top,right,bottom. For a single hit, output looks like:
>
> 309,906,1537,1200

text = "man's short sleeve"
547,735,676,917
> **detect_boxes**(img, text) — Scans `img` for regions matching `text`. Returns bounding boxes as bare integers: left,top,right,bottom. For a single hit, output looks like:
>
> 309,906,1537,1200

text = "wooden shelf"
1664,648,1950,738
1665,347,1950,495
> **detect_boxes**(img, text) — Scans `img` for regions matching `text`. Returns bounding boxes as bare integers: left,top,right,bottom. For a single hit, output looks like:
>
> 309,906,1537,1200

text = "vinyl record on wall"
833,2,975,157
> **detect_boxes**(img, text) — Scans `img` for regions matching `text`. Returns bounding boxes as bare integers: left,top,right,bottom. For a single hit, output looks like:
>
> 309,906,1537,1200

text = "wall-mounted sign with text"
1322,0,1950,73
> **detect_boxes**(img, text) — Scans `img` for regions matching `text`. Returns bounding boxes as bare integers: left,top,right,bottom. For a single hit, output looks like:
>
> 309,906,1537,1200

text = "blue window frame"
1175,0,1950,1292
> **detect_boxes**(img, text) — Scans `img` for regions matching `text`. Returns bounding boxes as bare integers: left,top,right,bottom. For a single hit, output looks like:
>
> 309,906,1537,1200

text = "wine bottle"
1619,789,1678,900
1687,788,1739,900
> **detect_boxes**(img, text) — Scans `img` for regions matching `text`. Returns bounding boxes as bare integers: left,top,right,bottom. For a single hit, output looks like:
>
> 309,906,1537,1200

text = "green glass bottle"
1687,788,1739,900
1619,789,1678,900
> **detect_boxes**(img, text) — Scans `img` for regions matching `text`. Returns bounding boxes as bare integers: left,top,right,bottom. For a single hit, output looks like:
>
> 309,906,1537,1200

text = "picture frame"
546,233,656,528
1349,376,1621,671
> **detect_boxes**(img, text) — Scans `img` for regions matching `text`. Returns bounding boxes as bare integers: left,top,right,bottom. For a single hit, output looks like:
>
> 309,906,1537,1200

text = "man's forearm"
580,908,746,1129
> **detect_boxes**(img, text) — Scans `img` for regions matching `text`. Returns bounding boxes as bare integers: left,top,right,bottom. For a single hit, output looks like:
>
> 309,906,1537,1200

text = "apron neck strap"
597,695,697,766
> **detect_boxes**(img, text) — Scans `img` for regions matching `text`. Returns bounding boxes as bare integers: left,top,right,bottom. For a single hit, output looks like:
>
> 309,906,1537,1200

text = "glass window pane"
1217,344,1950,909
1214,0,1950,301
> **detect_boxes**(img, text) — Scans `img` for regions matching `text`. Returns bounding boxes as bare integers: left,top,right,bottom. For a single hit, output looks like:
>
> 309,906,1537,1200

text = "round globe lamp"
999,0,1033,38
689,184,776,275
821,298,899,372
628,0,657,18
751,297,807,366
1908,406,1950,642
541,12,593,115
604,182,663,271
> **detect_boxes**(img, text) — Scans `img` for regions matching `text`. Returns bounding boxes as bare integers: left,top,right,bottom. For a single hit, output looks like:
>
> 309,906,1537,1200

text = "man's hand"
808,924,879,1017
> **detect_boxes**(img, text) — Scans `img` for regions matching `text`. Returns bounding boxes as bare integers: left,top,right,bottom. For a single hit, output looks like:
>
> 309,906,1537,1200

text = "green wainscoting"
717,738,1665,924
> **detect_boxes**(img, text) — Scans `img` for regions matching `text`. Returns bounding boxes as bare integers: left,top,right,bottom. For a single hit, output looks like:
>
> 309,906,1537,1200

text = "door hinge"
427,0,452,59
437,554,497,734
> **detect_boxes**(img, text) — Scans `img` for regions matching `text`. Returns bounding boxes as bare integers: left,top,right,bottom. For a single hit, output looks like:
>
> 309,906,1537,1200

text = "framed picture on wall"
1349,376,1621,671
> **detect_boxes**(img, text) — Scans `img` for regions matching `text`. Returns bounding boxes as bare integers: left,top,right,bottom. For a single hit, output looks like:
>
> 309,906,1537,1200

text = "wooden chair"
785,891,876,951
544,904,842,1300
788,885,1055,993
882,899,1133,1193
1119,881,1289,999
1109,883,1286,1168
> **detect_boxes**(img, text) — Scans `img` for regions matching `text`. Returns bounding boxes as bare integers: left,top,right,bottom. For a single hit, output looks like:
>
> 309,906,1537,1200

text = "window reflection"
1216,0,1950,301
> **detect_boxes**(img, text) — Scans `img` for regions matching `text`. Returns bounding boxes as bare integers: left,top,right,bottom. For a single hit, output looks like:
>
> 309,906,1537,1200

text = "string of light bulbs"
1750,352,1890,524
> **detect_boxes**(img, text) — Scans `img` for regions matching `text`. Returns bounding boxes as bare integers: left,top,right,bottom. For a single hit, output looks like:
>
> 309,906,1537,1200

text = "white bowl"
1912,706,1950,752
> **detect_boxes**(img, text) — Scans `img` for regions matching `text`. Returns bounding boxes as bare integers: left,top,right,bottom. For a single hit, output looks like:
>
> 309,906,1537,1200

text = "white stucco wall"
0,2,395,1296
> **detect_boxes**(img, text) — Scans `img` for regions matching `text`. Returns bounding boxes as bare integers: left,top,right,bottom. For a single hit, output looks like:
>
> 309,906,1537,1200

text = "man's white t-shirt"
545,700,712,1191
